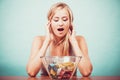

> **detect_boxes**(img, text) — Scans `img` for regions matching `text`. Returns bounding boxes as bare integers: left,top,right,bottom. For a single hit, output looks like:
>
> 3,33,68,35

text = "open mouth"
57,28,64,31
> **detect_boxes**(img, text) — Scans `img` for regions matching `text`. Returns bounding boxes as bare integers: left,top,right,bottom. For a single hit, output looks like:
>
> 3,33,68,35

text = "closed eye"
53,17,59,22
54,19,59,22
62,17,68,21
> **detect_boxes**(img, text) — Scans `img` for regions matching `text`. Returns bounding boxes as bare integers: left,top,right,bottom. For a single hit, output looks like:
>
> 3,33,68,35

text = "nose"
59,20,63,26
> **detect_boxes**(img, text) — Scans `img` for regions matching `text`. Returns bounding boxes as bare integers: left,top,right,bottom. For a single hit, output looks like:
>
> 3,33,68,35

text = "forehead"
53,8,69,18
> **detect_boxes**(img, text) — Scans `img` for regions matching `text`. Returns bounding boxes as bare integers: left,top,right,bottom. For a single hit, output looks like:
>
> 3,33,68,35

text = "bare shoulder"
76,35,86,43
75,35,88,54
32,36,45,47
33,36,45,42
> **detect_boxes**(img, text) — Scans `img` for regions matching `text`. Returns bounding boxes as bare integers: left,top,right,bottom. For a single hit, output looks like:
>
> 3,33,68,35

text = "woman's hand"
68,25,76,43
45,21,54,44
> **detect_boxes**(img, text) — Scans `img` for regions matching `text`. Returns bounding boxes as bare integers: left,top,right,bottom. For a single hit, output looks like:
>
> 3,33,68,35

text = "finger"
69,29,72,34
46,21,51,32
71,23,76,35
47,21,51,28
50,33,54,41
72,30,76,36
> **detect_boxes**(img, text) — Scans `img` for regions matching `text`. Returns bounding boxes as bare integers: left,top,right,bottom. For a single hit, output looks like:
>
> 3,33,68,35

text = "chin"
56,34,66,38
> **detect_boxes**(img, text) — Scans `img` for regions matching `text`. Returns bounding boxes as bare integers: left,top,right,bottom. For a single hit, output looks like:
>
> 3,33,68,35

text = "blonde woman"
26,2,93,77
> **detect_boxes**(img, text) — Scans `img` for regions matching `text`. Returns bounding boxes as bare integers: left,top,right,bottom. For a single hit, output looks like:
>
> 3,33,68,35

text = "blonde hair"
47,2,74,56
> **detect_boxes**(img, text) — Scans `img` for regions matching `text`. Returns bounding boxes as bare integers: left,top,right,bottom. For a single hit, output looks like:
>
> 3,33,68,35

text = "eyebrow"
53,17,59,19
53,16,68,19
62,16,68,19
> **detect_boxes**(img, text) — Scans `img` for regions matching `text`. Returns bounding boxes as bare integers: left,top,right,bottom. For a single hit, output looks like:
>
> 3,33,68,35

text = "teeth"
57,28,64,31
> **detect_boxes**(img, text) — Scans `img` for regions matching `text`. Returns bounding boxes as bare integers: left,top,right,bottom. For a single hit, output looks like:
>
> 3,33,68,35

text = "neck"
53,36,65,46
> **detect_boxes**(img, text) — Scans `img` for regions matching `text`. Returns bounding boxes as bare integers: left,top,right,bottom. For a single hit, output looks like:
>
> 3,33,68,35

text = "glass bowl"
41,56,82,80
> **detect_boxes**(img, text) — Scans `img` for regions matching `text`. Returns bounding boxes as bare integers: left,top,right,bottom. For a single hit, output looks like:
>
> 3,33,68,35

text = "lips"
57,28,64,31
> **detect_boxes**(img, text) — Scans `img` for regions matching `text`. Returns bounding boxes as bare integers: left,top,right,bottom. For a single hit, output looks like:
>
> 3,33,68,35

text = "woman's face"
51,8,70,38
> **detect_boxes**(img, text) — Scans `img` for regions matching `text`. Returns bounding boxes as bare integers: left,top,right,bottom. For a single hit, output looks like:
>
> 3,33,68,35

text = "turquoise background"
0,0,120,76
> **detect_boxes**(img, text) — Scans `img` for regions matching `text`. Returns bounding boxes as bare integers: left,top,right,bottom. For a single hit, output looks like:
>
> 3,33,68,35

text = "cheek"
66,26,70,32
64,23,70,30
51,21,57,27
51,23,57,32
